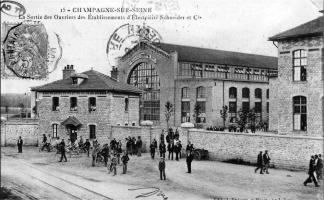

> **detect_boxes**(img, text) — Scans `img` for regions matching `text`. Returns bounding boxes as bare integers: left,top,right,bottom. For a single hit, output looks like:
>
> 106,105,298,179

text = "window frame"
52,124,58,138
242,87,250,99
181,87,189,99
52,97,59,111
293,49,307,82
293,96,307,131
196,86,206,99
88,97,96,112
255,88,262,99
125,98,129,112
89,125,96,139
229,87,237,99
70,97,78,111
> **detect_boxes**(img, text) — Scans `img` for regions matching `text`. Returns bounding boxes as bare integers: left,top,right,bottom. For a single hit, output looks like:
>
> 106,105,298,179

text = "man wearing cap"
158,157,166,180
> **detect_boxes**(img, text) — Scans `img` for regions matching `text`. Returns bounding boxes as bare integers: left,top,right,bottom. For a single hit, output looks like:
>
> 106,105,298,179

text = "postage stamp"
0,0,26,17
1,21,61,79
106,23,163,66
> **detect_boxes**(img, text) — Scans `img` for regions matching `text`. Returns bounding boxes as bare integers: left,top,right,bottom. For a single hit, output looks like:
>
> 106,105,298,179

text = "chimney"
62,65,76,79
110,66,119,81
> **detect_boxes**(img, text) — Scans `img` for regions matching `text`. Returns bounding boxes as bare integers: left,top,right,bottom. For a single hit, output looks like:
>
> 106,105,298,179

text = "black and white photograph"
1,0,323,199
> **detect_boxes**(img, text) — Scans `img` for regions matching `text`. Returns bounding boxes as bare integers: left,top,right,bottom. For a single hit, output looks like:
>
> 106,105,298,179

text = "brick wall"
1,121,39,146
269,36,324,136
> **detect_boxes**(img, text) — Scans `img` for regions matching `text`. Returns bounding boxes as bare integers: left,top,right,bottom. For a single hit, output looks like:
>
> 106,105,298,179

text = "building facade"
31,65,141,142
269,16,324,136
116,42,277,127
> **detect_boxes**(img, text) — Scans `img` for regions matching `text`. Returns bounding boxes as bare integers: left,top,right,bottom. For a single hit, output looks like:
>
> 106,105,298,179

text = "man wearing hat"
158,157,166,180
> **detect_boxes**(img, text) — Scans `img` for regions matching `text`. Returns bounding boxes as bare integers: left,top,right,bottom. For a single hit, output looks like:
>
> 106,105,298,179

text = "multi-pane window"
179,63,191,77
196,101,206,123
255,102,262,113
125,98,129,112
229,102,237,113
191,63,203,78
70,97,77,111
196,86,206,98
52,124,58,138
181,101,190,123
293,96,307,131
255,88,262,99
182,87,189,98
52,97,59,111
229,87,237,99
89,97,96,112
242,102,250,112
128,62,160,123
89,125,96,139
242,88,250,98
293,50,307,81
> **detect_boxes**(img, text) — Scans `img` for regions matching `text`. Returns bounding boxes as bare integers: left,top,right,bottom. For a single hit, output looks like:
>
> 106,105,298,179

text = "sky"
1,0,323,93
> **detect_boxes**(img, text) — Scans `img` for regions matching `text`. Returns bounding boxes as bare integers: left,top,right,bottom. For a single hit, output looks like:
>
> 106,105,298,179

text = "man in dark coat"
101,144,110,167
136,136,142,157
41,134,48,151
158,157,166,180
317,154,323,180
255,151,263,174
121,152,130,174
17,136,23,153
150,141,156,159
83,139,91,157
263,150,271,174
186,151,194,173
167,141,174,160
159,141,166,158
59,139,67,162
304,155,319,187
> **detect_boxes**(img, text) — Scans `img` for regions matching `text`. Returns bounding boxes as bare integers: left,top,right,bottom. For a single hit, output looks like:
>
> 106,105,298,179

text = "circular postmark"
106,23,163,66
0,0,26,17
2,21,49,79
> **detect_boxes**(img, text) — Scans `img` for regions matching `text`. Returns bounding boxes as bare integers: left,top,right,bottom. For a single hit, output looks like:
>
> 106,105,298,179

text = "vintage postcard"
1,0,323,199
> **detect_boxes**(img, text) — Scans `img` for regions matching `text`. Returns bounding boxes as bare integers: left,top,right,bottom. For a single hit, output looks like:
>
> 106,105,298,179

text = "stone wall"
186,129,323,170
1,121,39,146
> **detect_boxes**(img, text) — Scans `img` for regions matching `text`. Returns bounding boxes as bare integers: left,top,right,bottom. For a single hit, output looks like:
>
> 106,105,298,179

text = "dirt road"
1,147,323,200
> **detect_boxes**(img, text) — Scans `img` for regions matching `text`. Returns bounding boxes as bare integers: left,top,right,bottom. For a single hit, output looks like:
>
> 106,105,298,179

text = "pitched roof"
269,16,324,41
153,43,277,69
31,69,142,94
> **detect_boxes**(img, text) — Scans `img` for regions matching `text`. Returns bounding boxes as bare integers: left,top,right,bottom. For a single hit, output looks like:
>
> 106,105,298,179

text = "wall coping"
189,129,324,141
1,122,39,125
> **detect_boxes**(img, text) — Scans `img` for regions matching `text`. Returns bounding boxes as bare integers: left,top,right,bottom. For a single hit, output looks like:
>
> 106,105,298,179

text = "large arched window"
293,96,307,131
182,87,189,98
128,62,160,123
293,50,307,81
242,88,250,98
255,88,262,99
229,87,237,99
196,86,206,98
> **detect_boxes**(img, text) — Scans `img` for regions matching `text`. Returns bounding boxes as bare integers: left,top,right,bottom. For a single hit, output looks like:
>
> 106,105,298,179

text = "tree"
220,105,228,128
237,109,249,132
164,101,174,130
193,102,202,127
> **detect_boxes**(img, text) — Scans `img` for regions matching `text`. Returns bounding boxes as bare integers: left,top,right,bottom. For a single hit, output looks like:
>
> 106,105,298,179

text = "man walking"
136,136,142,157
121,152,129,174
186,151,194,173
158,157,166,180
255,151,264,174
159,141,166,158
167,141,174,160
263,150,271,174
17,136,23,153
59,139,67,162
83,139,91,157
111,154,118,176
304,155,319,187
150,141,156,159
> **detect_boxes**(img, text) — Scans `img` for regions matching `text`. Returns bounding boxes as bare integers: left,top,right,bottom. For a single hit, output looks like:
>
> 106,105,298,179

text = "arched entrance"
128,62,160,124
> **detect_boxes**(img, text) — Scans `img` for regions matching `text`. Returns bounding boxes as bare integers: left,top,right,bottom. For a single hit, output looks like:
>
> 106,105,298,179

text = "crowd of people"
15,128,322,188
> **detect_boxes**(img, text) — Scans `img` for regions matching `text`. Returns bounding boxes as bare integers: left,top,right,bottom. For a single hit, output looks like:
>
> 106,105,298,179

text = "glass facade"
128,62,160,123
